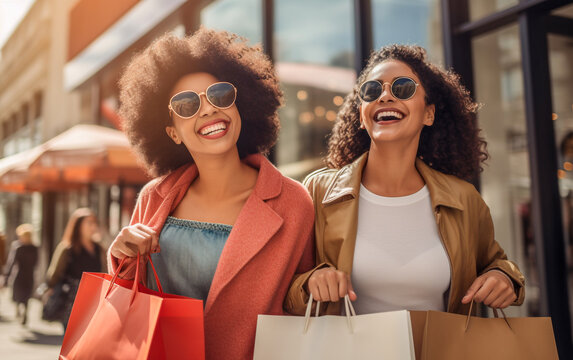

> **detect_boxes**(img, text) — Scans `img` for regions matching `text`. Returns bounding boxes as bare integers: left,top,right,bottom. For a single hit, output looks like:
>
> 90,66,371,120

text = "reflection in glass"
274,0,355,178
472,25,532,317
548,33,573,325
275,0,354,68
469,0,518,21
372,0,443,64
201,0,262,44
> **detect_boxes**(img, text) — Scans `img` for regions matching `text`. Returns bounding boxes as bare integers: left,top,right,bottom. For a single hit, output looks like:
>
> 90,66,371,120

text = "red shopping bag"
59,255,205,360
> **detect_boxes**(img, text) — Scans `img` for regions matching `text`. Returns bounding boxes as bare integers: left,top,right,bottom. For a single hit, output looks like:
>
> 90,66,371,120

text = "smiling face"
359,60,435,148
165,72,241,160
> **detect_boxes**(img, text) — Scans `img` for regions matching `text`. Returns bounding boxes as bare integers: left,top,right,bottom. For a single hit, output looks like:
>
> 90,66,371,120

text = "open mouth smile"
198,120,229,137
374,109,405,122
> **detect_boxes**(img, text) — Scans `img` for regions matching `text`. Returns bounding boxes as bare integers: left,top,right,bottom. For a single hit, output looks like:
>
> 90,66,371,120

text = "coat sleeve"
3,243,17,282
284,173,334,315
476,198,525,305
46,242,70,287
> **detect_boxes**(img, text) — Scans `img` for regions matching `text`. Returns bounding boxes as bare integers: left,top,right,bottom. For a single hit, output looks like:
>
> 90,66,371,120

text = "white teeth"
376,111,404,121
200,122,227,135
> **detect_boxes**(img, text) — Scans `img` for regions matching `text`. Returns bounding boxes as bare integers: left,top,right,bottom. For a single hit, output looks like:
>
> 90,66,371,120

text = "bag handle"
105,253,164,305
465,300,512,331
303,293,356,334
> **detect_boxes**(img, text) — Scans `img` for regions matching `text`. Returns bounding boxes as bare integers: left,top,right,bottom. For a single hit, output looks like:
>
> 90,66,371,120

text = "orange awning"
0,124,150,193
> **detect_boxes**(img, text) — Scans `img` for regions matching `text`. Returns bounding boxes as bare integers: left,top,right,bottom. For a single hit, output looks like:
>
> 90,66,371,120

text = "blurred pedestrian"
3,224,38,325
45,208,106,330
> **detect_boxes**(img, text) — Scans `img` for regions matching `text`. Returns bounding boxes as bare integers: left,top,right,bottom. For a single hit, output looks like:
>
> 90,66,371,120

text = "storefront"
200,0,573,356
2,0,571,355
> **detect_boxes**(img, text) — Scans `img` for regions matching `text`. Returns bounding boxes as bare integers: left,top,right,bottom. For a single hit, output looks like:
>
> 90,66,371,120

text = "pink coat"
109,154,315,360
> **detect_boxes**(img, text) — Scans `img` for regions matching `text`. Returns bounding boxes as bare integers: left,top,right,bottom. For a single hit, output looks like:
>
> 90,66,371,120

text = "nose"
377,82,394,103
197,93,217,117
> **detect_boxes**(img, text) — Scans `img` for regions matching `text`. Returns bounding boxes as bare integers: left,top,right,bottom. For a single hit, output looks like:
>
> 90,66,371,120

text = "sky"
0,0,36,48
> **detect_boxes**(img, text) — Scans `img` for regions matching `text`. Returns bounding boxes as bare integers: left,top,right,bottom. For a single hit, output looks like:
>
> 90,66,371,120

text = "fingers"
109,224,158,259
463,271,517,309
462,276,484,304
308,268,356,302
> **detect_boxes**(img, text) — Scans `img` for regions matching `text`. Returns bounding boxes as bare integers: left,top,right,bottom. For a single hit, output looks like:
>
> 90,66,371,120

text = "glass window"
472,25,532,317
201,0,262,44
274,0,355,178
549,29,573,330
372,0,444,64
469,0,518,21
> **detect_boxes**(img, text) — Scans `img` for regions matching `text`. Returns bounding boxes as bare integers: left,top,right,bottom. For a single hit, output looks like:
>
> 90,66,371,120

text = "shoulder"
303,167,338,191
137,163,193,200
53,241,72,254
423,164,487,210
276,174,314,212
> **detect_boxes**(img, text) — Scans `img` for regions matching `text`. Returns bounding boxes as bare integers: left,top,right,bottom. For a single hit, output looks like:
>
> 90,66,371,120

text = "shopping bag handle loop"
303,294,356,334
465,300,512,332
105,252,164,305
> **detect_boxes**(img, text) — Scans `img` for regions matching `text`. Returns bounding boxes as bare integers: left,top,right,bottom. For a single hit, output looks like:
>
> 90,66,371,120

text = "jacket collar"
153,153,282,201
322,152,464,211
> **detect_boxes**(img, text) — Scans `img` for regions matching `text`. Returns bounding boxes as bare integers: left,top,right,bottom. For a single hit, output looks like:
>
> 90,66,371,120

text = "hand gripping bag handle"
303,293,356,334
465,300,512,332
105,253,163,305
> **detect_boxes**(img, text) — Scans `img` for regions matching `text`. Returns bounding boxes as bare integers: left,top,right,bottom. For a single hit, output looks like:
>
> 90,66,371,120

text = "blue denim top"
147,216,231,302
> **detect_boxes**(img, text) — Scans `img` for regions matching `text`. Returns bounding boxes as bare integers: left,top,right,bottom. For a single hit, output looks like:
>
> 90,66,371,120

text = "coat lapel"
205,154,283,313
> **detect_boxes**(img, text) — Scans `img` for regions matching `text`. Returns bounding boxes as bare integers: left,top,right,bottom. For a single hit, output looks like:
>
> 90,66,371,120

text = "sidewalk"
0,287,63,359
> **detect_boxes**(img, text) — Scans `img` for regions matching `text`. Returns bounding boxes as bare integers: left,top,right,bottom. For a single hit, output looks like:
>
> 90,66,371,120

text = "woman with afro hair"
108,28,314,360
285,44,524,317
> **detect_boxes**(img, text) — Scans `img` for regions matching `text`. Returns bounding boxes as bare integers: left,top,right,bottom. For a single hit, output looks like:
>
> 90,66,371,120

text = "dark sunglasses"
168,82,237,119
358,76,419,102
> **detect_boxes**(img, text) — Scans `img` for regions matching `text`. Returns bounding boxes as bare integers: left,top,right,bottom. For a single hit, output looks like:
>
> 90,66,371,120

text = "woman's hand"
307,267,357,302
109,224,159,259
462,270,516,308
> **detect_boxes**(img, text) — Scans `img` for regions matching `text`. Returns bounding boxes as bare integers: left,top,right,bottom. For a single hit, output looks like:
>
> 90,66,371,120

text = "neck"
362,140,424,196
80,237,94,250
191,150,257,199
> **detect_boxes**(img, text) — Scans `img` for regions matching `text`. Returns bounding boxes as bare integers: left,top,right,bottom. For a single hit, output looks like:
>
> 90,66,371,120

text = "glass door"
548,2,573,336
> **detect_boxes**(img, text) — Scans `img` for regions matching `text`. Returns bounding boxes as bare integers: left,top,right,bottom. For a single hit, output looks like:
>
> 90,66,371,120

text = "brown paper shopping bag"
419,302,558,360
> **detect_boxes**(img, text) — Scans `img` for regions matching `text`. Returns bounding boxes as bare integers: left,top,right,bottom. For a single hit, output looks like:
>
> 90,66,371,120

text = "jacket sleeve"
476,198,525,305
284,172,334,315
3,243,17,281
46,242,70,287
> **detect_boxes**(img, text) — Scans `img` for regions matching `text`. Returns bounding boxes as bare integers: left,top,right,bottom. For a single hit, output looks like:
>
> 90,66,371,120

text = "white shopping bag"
254,294,415,360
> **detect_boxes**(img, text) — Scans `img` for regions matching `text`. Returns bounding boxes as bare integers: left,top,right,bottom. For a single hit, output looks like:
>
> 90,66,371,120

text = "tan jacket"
285,152,525,316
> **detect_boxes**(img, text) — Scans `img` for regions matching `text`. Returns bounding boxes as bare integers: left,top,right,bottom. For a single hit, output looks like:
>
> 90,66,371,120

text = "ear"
423,104,435,126
165,126,182,145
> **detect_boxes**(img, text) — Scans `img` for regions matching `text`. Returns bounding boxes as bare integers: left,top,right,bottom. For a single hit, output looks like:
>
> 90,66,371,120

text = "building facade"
0,0,572,356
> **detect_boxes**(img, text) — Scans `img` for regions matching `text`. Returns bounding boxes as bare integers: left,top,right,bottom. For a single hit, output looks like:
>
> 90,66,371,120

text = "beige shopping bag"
420,302,558,360
253,294,415,360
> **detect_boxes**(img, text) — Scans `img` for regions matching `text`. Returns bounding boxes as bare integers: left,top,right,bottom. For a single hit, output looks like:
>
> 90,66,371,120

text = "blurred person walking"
2,224,38,326
45,208,106,330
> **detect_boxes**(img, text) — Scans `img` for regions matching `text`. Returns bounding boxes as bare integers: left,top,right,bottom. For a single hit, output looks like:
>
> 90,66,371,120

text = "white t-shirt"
351,184,451,314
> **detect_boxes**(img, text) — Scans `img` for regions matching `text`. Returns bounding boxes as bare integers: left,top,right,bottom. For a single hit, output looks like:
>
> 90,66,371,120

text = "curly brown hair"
119,27,282,177
327,44,488,181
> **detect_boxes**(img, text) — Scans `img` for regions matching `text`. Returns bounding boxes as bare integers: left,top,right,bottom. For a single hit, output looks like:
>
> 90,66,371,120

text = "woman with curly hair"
108,27,314,360
285,44,524,317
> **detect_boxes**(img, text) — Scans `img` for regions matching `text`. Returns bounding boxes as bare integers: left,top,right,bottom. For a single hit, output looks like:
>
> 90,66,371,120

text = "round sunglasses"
168,82,237,119
358,76,419,102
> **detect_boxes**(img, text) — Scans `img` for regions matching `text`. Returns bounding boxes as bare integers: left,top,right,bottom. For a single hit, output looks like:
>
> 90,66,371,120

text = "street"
0,288,62,359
